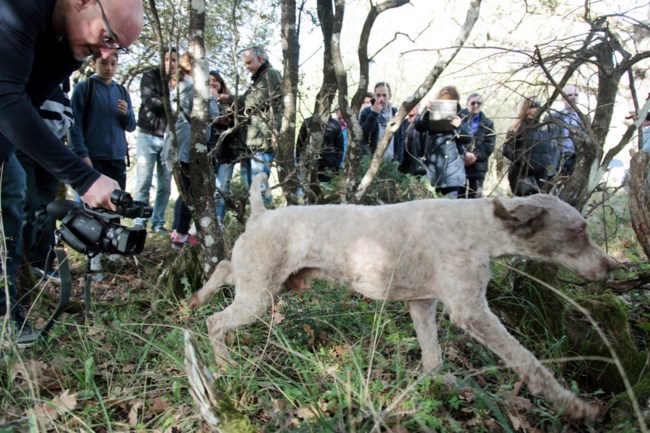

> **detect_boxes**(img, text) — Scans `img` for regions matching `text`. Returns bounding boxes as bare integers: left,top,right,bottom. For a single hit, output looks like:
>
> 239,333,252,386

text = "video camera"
47,190,153,256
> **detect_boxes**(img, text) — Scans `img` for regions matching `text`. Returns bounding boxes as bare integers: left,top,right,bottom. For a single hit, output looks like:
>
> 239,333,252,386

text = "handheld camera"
47,190,152,257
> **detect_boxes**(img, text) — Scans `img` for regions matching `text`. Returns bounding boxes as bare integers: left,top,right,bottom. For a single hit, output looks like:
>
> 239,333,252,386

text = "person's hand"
450,115,461,128
371,98,383,113
117,99,128,115
80,174,120,211
464,152,477,166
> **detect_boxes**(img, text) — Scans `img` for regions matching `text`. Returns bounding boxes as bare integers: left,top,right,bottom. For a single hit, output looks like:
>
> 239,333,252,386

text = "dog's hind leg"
446,296,600,421
189,260,234,309
409,299,442,373
206,277,277,366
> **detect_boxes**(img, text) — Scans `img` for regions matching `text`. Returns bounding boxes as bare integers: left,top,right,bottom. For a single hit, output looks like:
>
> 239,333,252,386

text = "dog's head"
493,194,617,280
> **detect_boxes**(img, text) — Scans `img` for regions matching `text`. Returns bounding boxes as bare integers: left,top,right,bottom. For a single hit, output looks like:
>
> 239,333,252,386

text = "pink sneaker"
172,232,200,249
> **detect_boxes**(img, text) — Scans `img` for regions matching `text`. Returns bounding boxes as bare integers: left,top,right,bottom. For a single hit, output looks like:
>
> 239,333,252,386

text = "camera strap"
40,247,73,337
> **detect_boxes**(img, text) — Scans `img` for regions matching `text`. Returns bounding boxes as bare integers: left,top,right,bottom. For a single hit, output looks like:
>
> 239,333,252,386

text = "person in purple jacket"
0,0,143,347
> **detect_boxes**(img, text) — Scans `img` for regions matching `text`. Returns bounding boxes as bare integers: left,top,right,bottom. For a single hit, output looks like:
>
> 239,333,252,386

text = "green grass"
1,173,649,432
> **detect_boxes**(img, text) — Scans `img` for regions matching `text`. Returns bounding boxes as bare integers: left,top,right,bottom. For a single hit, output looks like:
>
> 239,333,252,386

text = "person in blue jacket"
70,52,136,190
0,0,143,346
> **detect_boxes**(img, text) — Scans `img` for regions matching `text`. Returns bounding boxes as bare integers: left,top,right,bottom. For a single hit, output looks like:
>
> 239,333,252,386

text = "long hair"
171,52,193,88
437,86,461,112
509,95,539,133
178,52,193,77
209,70,231,95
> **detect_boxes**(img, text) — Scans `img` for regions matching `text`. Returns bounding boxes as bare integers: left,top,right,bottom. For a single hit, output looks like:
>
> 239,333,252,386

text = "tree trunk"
277,0,301,205
627,149,650,259
188,0,226,271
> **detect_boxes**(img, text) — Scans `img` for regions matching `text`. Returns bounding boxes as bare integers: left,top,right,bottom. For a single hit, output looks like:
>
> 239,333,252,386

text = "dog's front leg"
447,298,600,421
409,299,442,373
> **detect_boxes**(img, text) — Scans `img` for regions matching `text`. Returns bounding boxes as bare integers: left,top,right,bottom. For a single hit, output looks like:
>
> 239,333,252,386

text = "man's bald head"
106,0,144,49
53,0,143,60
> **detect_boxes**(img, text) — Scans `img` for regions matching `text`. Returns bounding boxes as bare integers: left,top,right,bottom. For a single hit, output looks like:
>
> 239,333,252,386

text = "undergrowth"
1,167,648,432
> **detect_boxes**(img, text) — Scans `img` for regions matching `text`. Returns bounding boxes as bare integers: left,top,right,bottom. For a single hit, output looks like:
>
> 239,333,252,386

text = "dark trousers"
16,150,59,270
0,154,26,317
459,177,484,199
92,159,127,190
173,162,193,235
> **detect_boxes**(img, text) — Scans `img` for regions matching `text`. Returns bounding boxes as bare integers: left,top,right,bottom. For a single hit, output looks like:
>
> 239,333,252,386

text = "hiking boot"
30,266,62,284
15,320,39,348
12,307,40,348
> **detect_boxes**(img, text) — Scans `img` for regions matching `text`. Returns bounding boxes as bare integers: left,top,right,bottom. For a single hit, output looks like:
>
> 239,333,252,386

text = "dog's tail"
249,172,268,221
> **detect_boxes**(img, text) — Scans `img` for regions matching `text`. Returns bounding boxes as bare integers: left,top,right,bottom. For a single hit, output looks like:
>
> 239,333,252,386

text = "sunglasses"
470,101,482,106
96,0,129,54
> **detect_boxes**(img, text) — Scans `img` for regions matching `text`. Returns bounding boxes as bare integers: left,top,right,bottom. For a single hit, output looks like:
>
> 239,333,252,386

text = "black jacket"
359,105,404,163
137,67,169,137
459,109,496,179
296,117,344,173
398,115,427,175
0,0,99,194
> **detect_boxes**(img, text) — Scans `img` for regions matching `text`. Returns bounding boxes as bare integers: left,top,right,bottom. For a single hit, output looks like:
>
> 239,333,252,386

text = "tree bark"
276,0,301,205
188,0,225,270
627,149,650,259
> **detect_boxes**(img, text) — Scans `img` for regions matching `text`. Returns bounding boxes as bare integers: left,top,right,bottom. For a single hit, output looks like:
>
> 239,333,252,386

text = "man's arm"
0,2,115,208
476,118,496,161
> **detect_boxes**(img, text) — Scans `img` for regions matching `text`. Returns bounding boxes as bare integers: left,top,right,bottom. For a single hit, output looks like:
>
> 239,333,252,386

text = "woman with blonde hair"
502,95,555,196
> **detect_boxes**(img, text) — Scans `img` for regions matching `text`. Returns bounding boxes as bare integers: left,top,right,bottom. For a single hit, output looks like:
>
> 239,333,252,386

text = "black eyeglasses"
96,0,129,54
470,101,482,106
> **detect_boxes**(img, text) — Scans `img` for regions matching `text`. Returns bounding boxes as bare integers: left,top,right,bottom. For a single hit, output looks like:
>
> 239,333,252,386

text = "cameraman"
0,0,143,346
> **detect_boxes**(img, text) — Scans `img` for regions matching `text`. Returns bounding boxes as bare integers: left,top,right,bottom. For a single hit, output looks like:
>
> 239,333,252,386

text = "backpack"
82,79,130,164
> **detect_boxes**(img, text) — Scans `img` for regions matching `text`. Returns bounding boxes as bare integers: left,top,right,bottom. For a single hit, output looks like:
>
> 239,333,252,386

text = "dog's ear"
493,197,547,236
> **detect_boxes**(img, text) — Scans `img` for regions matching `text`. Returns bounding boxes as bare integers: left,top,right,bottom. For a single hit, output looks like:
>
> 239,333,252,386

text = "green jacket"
237,62,283,152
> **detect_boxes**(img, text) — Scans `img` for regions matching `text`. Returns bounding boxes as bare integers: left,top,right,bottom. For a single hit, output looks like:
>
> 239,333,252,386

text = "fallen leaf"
121,363,137,373
52,390,77,414
129,399,144,427
149,396,171,413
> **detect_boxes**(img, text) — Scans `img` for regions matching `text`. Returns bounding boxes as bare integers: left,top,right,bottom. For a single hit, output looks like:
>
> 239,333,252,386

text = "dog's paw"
188,293,203,310
562,396,601,422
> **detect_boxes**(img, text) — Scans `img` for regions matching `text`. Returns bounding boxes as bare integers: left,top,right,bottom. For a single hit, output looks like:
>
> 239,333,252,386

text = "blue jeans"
215,162,235,223
242,151,274,204
0,154,26,317
134,131,172,228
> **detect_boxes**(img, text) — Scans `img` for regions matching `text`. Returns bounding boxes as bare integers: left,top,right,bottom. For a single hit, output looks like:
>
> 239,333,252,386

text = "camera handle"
39,250,99,338
83,254,99,316
40,247,73,337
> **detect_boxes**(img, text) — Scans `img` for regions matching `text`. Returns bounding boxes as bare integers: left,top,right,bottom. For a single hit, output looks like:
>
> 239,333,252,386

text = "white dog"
191,173,616,421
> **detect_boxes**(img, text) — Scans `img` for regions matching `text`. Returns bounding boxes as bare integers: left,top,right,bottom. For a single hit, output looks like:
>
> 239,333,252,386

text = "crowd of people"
0,0,592,348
